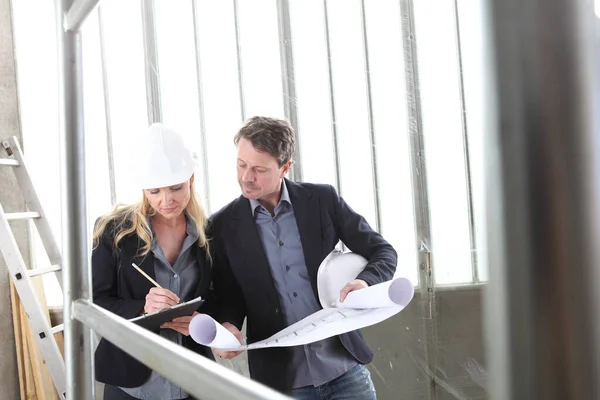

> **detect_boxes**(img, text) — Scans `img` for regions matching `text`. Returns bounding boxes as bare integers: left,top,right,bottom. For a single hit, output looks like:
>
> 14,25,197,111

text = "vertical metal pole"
322,0,341,194
399,0,437,398
276,0,303,182
97,6,116,206
359,0,381,233
233,0,246,122
191,0,212,213
56,0,95,398
484,0,600,398
451,0,479,283
141,0,162,124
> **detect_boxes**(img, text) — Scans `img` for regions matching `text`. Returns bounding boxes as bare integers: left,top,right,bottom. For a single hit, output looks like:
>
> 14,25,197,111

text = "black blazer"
210,179,397,392
92,221,215,387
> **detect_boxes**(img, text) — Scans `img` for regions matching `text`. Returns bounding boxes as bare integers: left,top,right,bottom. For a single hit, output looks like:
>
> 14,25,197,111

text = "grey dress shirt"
121,217,200,400
250,180,357,388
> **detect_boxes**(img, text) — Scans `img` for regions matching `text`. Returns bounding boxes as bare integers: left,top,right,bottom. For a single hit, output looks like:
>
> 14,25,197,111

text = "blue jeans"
288,364,377,400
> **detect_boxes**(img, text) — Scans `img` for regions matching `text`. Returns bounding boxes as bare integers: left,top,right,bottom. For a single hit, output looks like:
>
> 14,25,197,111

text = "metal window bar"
276,0,303,182
57,0,292,398
141,0,162,124
97,6,117,207
398,0,439,398
191,0,212,214
322,0,341,195
399,0,434,292
233,0,246,122
359,0,381,234
451,0,479,284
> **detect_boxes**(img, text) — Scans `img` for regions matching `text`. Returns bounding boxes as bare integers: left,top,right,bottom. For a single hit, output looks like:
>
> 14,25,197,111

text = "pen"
131,263,163,289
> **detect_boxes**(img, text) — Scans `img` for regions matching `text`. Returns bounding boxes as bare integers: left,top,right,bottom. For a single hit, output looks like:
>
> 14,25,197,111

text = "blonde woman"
93,123,214,400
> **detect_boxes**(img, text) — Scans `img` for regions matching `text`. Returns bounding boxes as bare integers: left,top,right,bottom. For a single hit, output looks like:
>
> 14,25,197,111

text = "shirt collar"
147,212,199,250
249,179,292,217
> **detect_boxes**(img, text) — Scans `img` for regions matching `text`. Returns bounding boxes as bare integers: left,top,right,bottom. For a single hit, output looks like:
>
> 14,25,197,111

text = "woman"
92,123,214,400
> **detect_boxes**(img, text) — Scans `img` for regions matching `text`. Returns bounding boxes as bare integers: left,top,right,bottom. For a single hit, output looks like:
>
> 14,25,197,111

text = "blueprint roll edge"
189,276,415,351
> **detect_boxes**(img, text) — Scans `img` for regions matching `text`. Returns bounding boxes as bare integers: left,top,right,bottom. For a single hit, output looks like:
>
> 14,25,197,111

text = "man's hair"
234,116,296,167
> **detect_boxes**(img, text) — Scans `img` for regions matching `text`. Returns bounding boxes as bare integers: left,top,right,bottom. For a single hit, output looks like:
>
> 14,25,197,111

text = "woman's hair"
92,180,210,259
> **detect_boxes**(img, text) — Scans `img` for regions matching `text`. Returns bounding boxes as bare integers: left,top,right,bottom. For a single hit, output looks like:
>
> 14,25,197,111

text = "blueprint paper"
189,313,242,348
335,278,413,309
190,277,414,351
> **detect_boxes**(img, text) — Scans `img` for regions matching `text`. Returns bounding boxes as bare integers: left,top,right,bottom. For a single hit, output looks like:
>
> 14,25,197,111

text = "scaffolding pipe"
55,0,95,398
484,0,600,399
63,0,101,31
73,300,291,400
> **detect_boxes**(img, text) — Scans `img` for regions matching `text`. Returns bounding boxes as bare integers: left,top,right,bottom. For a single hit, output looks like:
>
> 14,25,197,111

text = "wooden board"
9,276,63,400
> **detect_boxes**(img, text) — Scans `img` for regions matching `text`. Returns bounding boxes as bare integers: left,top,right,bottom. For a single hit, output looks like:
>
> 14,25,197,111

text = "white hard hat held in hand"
133,123,198,190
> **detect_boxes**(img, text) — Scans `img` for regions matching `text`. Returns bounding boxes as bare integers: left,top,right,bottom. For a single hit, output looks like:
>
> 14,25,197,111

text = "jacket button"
275,307,280,314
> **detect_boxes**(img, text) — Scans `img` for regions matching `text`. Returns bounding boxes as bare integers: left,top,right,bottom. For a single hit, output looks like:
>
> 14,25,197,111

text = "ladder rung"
28,265,62,277
6,212,41,221
50,324,64,335
0,159,19,166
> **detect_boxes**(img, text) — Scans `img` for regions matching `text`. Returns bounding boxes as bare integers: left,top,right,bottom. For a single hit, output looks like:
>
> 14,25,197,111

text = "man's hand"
144,287,180,314
161,311,199,336
339,279,368,303
212,322,245,360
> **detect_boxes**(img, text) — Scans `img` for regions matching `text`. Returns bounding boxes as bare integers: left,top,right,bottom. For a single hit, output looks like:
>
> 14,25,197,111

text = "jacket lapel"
286,180,322,289
122,235,156,296
230,196,280,301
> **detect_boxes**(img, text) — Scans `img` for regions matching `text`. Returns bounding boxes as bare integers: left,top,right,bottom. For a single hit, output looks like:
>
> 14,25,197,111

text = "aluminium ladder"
0,136,66,399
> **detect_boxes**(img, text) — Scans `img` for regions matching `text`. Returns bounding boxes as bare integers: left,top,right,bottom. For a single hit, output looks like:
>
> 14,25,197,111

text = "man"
210,116,397,399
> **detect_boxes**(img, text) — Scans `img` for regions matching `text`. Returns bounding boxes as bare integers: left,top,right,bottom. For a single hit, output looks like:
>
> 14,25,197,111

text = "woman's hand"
144,287,180,314
212,322,245,359
161,311,199,336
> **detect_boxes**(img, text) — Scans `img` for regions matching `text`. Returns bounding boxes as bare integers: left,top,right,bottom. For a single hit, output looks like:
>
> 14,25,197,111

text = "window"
11,0,490,307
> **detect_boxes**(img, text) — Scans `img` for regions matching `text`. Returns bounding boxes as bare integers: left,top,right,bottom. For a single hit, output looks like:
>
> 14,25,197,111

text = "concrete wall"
361,287,488,400
0,0,26,397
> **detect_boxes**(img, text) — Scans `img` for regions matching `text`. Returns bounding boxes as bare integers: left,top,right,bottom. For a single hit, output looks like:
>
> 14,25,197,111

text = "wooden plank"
28,276,59,400
11,275,61,400
9,281,26,400
20,301,37,400
53,332,64,358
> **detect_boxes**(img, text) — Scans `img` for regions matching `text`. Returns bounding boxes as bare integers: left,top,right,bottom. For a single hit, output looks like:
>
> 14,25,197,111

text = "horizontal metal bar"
28,265,62,277
435,282,486,292
6,212,41,221
63,0,101,31
50,324,64,335
73,300,291,400
0,159,19,166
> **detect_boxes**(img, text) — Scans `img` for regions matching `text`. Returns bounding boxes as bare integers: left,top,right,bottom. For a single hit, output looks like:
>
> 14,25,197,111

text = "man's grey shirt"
121,217,200,400
250,181,357,388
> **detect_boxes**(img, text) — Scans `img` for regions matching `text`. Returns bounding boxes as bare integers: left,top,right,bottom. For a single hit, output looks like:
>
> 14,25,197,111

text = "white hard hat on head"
132,123,197,190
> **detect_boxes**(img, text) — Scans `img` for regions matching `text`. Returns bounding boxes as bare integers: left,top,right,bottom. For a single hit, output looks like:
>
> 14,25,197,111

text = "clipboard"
129,296,204,331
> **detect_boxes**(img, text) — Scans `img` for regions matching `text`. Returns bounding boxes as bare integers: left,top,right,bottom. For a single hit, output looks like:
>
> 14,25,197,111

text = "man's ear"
281,160,293,177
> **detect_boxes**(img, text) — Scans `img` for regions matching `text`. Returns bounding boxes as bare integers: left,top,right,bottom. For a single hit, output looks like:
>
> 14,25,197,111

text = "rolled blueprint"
335,277,414,309
190,277,414,351
189,314,242,349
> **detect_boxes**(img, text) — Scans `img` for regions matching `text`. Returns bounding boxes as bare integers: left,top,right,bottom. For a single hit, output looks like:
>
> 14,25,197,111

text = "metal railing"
73,300,289,400
56,0,290,398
